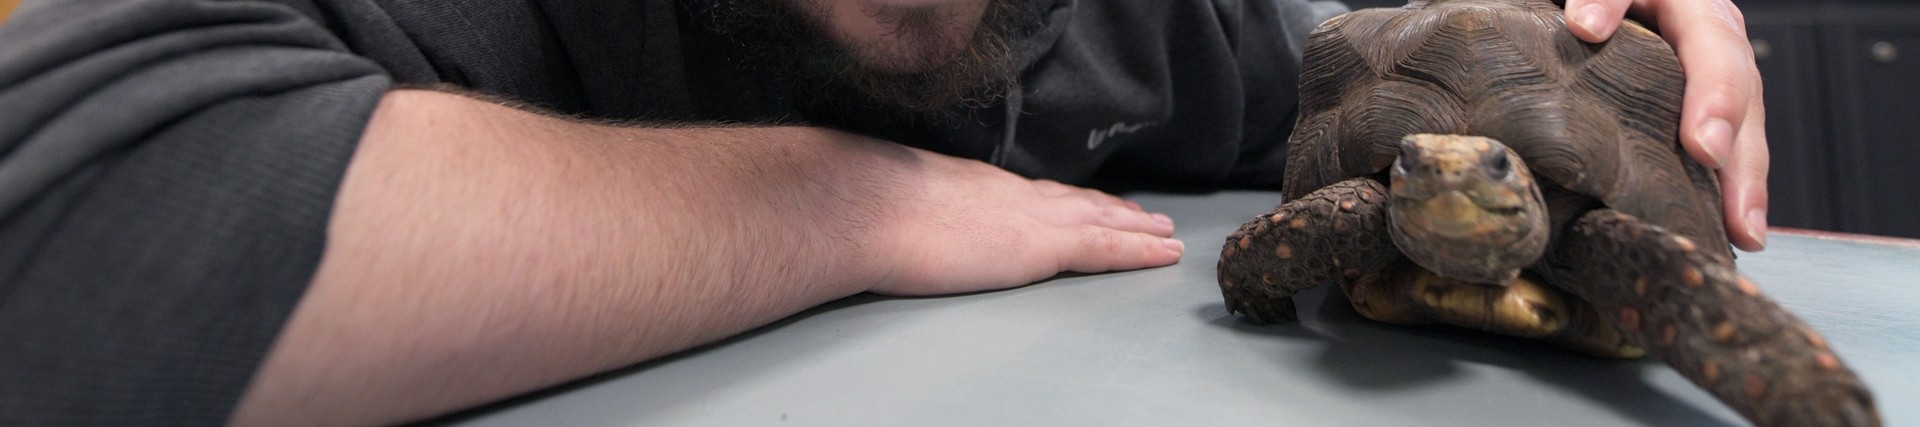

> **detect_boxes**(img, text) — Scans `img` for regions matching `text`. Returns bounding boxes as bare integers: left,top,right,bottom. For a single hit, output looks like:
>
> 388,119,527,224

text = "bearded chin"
691,0,1045,120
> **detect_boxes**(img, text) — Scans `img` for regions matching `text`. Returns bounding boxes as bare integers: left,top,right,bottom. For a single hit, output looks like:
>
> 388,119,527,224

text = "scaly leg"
1539,209,1880,427
1218,178,1400,324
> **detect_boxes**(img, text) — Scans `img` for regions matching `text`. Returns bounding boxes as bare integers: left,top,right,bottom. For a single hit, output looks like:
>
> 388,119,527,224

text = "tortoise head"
1387,134,1550,284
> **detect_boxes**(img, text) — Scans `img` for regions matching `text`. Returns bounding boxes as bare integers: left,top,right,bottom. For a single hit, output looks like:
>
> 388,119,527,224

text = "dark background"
1341,0,1920,239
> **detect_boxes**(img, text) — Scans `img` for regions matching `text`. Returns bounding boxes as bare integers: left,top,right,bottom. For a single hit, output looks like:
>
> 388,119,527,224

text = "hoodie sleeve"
0,0,389,424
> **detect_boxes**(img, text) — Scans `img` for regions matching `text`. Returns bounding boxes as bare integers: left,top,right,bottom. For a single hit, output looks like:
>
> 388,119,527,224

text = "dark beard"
686,0,1045,119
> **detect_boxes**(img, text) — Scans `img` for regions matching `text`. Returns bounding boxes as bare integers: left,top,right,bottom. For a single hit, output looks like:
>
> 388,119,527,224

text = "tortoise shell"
1280,0,1732,257
1218,2,1882,423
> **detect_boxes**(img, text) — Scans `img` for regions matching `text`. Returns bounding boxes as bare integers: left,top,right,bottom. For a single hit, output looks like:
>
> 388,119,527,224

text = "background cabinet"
1819,13,1920,238
1338,0,1920,238
1731,2,1920,238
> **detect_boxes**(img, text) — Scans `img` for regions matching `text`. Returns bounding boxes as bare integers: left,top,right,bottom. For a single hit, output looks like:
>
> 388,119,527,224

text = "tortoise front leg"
1218,178,1399,323
1540,209,1880,427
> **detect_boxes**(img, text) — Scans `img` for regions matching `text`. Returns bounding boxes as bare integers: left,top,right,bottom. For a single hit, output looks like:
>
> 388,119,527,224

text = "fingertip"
1067,230,1183,273
1152,237,1187,267
1721,174,1769,252
1567,2,1619,42
1717,113,1769,252
1123,234,1185,270
1134,234,1185,268
1740,208,1768,251
1100,206,1176,237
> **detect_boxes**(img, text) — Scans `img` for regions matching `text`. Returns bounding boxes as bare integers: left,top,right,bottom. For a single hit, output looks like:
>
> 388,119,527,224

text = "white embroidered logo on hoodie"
1086,121,1158,150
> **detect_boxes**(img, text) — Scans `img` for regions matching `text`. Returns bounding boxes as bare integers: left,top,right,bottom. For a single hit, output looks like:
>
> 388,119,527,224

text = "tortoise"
1213,0,1880,425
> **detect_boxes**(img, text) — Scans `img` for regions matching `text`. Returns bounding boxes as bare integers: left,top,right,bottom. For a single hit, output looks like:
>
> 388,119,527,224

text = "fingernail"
1164,238,1185,253
1153,213,1174,226
1695,119,1732,169
1578,4,1609,35
1745,208,1768,250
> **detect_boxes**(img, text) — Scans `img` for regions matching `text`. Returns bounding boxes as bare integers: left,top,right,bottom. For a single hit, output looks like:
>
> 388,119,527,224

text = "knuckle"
1095,206,1126,225
1082,188,1117,202
1693,80,1750,114
1074,188,1102,202
1720,0,1747,29
1087,229,1126,255
1032,180,1072,197
1103,233,1130,255
1712,0,1748,37
1714,80,1749,106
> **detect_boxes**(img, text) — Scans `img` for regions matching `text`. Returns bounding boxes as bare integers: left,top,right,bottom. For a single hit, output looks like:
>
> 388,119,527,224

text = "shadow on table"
1201,285,1740,427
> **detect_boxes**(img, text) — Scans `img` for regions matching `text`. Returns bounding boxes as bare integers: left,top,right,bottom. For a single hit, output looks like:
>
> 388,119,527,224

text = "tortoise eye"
1486,153,1513,180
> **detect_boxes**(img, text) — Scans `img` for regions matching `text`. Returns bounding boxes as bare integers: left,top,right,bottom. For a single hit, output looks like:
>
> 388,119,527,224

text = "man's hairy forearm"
230,90,915,426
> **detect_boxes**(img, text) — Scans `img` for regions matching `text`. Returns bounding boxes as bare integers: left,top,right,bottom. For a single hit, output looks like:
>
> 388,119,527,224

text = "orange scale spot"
1682,267,1705,288
1735,277,1759,296
1744,375,1768,399
1669,236,1697,252
1806,330,1828,349
1618,307,1641,331
1276,244,1295,259
1816,353,1840,370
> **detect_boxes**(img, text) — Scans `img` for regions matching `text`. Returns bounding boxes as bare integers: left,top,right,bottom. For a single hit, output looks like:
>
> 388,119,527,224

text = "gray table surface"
453,191,1919,426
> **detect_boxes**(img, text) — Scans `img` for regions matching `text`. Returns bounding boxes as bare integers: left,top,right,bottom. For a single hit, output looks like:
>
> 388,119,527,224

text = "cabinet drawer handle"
1872,41,1898,64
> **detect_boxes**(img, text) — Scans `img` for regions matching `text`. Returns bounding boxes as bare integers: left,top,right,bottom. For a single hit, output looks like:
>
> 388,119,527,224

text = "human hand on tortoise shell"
1565,0,1769,251
865,147,1183,296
